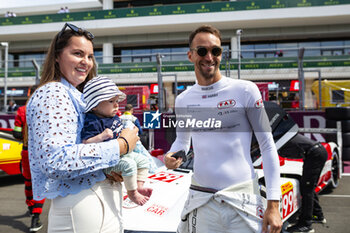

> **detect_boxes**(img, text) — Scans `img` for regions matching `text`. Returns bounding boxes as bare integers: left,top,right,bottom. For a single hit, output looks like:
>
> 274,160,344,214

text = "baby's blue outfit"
81,113,156,177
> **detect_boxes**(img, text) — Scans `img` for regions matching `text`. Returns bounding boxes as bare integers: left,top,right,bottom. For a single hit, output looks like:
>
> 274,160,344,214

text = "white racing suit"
178,177,266,233
169,77,281,232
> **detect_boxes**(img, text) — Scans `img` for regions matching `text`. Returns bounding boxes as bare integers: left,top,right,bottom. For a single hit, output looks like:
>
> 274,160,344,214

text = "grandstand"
0,0,350,109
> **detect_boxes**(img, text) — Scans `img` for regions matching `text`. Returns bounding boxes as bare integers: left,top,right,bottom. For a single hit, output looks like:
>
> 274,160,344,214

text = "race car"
123,101,342,233
0,128,22,176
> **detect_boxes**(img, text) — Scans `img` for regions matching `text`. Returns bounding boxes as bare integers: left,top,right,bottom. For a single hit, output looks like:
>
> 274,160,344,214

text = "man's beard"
198,62,218,80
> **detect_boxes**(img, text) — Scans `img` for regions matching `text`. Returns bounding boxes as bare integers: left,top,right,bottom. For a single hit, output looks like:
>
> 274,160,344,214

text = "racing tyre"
341,120,350,132
343,147,350,161
325,107,350,121
326,120,350,133
325,120,337,142
329,150,340,189
343,133,350,147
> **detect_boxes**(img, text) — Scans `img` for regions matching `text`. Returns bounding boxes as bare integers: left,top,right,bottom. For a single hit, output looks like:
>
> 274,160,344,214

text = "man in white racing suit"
164,25,282,233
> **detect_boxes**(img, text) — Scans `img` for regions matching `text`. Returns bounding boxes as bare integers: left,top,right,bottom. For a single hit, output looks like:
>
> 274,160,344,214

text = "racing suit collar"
195,76,227,92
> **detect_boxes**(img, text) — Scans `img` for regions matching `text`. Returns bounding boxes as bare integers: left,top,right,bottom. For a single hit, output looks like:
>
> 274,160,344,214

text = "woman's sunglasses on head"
191,46,223,57
56,23,94,42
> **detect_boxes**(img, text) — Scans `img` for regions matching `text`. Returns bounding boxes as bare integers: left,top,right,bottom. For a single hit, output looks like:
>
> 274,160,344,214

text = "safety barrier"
1,55,349,78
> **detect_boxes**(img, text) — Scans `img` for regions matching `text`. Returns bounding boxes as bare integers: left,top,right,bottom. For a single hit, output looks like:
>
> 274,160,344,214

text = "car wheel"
325,107,350,121
329,150,340,189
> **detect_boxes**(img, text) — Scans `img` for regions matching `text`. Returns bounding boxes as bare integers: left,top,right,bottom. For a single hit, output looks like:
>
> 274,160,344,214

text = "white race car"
123,102,341,233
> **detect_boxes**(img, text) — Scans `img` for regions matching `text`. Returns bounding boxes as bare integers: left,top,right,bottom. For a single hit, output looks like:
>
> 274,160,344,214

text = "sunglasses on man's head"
57,23,94,42
191,46,223,57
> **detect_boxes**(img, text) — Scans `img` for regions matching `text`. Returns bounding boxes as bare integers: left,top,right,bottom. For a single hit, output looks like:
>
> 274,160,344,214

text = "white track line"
321,195,350,198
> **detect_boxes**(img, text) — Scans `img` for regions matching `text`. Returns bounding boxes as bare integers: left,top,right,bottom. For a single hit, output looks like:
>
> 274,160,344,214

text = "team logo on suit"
217,99,236,109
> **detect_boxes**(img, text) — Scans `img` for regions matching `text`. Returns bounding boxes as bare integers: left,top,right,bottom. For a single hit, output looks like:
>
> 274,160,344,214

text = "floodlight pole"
156,53,164,112
298,47,305,110
236,29,242,79
32,59,40,85
1,42,8,111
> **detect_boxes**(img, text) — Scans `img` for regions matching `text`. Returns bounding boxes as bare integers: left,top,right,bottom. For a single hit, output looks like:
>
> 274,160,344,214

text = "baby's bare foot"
127,190,149,206
138,187,153,197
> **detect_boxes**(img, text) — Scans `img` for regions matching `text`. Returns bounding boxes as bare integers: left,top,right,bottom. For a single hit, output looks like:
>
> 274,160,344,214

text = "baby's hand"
101,128,114,141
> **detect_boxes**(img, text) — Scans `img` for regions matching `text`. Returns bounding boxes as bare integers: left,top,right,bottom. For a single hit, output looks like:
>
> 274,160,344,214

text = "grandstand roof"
0,0,102,16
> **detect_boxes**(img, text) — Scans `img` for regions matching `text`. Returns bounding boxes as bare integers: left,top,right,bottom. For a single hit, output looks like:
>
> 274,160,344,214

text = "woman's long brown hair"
40,27,97,92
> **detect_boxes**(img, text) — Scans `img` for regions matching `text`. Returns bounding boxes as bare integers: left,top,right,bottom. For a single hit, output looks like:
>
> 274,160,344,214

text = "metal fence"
0,46,349,110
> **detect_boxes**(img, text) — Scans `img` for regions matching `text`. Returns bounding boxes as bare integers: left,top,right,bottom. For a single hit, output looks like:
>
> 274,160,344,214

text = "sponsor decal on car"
146,204,169,217
148,171,184,183
281,181,294,219
2,143,11,150
123,195,139,209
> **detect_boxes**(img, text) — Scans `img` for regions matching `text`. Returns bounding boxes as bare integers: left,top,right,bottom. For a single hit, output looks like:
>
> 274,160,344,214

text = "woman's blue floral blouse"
26,78,121,200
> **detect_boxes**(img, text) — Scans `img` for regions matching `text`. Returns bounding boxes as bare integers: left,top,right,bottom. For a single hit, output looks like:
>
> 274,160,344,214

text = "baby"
81,76,152,205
